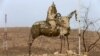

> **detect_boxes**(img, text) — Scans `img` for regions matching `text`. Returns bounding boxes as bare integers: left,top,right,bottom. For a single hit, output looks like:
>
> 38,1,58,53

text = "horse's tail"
28,24,40,56
28,28,33,56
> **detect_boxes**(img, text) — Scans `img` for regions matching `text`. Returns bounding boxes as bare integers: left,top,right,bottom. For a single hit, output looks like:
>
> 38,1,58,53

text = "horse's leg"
28,40,33,56
28,34,34,56
60,35,63,53
61,35,66,53
63,36,66,48
66,35,69,50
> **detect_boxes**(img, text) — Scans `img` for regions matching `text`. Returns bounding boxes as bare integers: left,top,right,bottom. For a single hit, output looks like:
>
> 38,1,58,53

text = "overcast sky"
0,0,100,29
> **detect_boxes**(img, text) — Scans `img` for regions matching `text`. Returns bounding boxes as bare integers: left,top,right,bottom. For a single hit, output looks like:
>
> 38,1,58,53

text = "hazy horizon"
0,0,100,30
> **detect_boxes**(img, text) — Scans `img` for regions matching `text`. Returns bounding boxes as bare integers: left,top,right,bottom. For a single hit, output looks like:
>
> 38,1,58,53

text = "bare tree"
81,6,100,53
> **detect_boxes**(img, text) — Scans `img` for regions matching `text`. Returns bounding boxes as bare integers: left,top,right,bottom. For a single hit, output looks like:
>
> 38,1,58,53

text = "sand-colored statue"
46,2,58,31
28,2,77,56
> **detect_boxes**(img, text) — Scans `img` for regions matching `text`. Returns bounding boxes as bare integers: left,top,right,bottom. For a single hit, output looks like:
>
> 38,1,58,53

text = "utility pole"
3,14,8,56
77,0,81,56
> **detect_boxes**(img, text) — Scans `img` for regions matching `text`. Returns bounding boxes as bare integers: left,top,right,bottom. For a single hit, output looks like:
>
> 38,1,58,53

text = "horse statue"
28,10,77,56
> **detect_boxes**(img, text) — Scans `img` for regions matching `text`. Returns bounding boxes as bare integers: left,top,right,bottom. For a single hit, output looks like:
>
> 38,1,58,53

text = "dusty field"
0,27,100,56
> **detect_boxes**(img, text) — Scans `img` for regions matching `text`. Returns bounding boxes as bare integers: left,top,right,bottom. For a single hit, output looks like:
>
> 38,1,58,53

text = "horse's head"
68,10,78,21
56,10,78,29
74,10,78,21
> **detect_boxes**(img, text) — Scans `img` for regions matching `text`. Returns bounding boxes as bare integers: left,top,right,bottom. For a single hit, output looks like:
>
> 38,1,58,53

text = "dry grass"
0,27,100,56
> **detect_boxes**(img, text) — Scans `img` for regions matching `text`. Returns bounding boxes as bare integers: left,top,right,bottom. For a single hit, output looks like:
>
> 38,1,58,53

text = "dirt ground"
0,27,100,56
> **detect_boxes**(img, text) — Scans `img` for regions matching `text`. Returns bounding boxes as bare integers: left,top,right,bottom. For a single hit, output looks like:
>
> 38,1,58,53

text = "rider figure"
46,2,58,31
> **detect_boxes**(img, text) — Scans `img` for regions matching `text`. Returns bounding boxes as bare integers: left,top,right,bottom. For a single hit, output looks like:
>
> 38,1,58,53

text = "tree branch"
88,28,100,52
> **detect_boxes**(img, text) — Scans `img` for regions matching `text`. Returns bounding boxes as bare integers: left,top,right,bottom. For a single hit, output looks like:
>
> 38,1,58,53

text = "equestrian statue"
28,2,77,56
